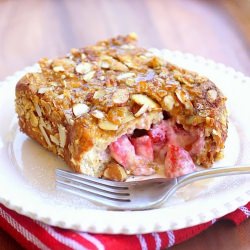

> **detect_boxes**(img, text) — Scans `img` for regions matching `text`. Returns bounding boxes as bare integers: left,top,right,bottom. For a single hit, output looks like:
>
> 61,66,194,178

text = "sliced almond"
45,122,52,131
122,110,135,123
91,110,105,119
212,129,221,138
83,70,95,82
53,66,65,72
38,87,54,94
65,114,74,125
175,89,193,110
134,104,148,117
50,134,60,146
99,55,112,69
116,72,135,81
120,44,135,50
111,60,128,72
72,103,90,116
93,89,106,99
103,162,127,181
75,62,92,74
39,124,52,147
207,89,217,102
70,48,80,57
30,112,38,127
58,124,67,148
107,107,134,125
163,95,175,111
148,57,164,68
131,94,159,109
100,61,110,69
98,75,105,81
81,53,87,60
128,32,138,40
112,89,129,104
39,117,46,127
34,104,42,117
125,78,135,87
40,100,51,115
98,120,118,131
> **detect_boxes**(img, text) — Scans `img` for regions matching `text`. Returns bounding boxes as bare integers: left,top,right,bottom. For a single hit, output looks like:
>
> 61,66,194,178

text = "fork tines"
56,169,131,202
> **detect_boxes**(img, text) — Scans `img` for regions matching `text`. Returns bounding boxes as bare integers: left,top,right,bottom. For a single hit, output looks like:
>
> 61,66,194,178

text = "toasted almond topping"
163,95,175,111
128,32,138,40
112,89,129,104
212,129,221,137
159,71,168,78
120,44,135,50
30,112,38,127
58,124,67,148
39,124,52,147
53,66,65,72
70,48,80,57
134,104,148,117
93,89,106,99
98,120,118,131
91,110,105,119
125,78,136,87
83,70,95,82
117,72,135,80
122,111,135,123
35,104,42,117
98,75,105,81
175,89,193,110
81,53,86,60
205,117,214,126
65,114,74,125
72,103,90,116
57,94,64,100
131,94,159,109
39,117,46,127
75,62,92,74
111,61,128,71
50,134,60,146
103,162,127,181
147,57,164,68
100,61,110,69
45,122,52,131
107,107,135,125
207,89,217,102
38,87,53,94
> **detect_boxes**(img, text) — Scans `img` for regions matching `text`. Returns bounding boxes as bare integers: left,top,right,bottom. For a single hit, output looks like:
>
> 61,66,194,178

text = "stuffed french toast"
15,34,228,181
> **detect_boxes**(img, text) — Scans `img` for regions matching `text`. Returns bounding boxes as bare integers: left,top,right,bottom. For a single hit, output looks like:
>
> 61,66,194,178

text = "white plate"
0,50,250,235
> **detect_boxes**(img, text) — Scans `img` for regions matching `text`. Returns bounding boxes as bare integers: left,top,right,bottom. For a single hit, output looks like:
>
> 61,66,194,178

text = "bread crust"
15,34,228,177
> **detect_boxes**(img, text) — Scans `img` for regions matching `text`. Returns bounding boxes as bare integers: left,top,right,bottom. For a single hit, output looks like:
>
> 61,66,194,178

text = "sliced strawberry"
109,135,155,175
165,144,196,178
131,135,154,161
109,135,136,169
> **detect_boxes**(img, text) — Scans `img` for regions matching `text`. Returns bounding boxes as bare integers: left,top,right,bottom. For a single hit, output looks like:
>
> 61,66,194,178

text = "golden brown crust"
15,33,228,176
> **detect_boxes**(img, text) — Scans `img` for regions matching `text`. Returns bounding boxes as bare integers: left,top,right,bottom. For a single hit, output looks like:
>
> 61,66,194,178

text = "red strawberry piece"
109,135,136,169
131,135,154,161
165,144,196,178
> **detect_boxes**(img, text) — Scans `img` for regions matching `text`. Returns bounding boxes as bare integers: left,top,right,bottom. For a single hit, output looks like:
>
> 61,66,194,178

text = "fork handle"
176,165,250,188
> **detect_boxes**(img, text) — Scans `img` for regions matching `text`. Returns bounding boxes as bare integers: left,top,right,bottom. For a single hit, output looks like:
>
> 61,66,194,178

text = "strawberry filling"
109,135,155,175
109,119,204,177
165,144,196,178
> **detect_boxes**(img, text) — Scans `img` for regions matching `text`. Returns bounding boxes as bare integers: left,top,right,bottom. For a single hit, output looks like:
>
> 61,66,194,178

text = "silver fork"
56,165,250,210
